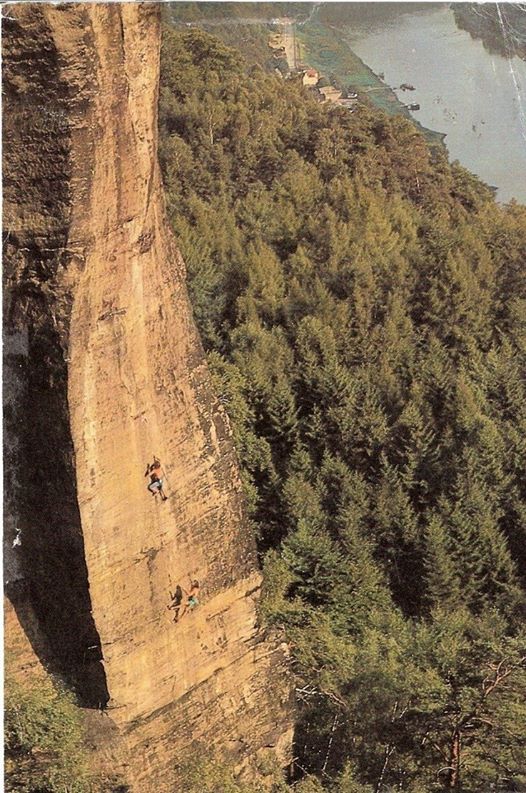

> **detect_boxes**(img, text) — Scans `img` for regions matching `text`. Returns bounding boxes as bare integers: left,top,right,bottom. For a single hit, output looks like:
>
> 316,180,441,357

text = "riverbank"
338,3,526,203
296,19,446,147
169,4,446,148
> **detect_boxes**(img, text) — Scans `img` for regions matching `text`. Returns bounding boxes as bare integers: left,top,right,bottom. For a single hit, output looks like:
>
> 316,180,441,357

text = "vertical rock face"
3,4,293,789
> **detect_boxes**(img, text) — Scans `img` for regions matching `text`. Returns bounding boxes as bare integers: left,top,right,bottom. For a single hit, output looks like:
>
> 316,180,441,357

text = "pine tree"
373,456,421,612
423,514,461,611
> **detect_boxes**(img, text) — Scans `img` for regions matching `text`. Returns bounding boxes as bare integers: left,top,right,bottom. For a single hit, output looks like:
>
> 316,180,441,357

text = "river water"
342,3,526,203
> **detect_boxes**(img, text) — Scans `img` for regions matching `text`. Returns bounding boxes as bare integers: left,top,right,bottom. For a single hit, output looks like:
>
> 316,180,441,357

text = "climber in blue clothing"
180,579,200,618
144,456,168,501
185,580,200,611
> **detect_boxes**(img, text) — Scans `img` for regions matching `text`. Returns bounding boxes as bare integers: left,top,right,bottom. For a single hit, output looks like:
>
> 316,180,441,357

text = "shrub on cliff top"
4,668,91,792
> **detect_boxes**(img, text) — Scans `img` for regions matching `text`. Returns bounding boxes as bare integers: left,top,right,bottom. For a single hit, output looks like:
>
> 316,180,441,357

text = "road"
278,17,298,71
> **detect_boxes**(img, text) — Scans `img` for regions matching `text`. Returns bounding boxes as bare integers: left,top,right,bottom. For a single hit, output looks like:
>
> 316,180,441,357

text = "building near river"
319,85,343,103
302,68,319,86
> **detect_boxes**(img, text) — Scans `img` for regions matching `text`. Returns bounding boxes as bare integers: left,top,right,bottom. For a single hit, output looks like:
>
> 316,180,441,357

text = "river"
340,3,526,203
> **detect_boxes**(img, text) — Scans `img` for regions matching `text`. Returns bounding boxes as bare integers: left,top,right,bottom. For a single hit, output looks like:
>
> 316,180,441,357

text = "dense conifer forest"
159,27,526,793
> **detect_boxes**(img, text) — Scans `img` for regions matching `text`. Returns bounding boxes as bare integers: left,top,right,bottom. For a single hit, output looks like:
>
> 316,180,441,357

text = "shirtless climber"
144,457,168,502
180,579,200,618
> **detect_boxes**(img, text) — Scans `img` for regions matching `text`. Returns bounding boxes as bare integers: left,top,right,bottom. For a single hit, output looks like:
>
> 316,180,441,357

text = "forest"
158,25,526,793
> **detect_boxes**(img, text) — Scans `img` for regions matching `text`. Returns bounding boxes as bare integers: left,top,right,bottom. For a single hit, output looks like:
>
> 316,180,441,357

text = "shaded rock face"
3,3,293,789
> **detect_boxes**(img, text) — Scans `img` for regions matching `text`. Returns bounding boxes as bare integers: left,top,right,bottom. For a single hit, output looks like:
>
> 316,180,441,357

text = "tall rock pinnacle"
3,4,293,789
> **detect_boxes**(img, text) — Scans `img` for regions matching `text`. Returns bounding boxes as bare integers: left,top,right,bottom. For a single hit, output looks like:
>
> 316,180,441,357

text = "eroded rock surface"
3,4,293,788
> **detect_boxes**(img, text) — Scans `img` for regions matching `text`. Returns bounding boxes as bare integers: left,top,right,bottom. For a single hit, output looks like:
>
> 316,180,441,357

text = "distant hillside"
318,1,446,25
166,2,311,21
165,0,314,67
453,3,526,59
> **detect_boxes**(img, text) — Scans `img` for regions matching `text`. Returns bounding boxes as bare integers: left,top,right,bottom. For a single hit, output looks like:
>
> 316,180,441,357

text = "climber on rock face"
180,579,200,618
144,456,168,501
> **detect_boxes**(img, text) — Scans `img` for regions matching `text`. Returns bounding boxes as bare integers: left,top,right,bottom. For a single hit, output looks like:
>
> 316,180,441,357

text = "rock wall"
3,4,293,789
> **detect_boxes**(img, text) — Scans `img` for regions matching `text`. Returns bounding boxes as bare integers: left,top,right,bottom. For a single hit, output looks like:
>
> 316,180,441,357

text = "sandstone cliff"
3,4,293,788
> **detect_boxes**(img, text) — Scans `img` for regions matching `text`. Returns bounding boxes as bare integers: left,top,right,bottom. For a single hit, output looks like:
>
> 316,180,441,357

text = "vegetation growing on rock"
4,663,130,792
4,665,91,792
